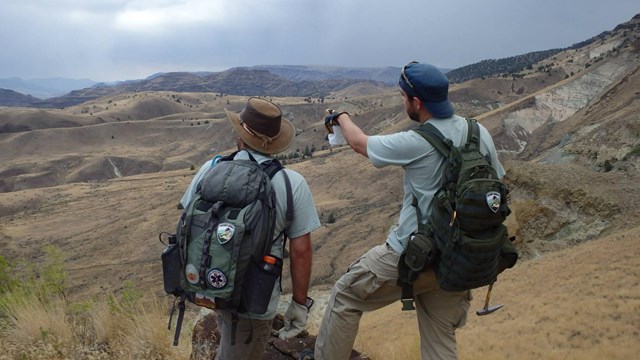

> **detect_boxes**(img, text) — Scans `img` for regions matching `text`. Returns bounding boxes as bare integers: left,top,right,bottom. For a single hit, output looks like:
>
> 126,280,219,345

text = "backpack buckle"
401,298,415,311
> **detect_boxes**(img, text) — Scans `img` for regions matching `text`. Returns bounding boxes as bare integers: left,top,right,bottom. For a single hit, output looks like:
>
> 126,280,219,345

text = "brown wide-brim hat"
225,97,295,155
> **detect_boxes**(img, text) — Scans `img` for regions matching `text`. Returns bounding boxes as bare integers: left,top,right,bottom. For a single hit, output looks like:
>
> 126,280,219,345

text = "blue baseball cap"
398,61,454,118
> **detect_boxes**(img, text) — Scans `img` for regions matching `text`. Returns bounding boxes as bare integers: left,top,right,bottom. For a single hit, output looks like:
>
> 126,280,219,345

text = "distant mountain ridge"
2,14,638,108
3,69,391,108
250,65,402,84
0,77,96,99
0,88,40,107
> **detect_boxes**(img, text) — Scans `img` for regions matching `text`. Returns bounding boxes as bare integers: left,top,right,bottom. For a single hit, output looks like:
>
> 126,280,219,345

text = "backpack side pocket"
241,256,282,314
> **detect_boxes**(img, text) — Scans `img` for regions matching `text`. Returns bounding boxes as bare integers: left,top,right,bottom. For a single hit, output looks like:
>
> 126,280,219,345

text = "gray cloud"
0,0,638,81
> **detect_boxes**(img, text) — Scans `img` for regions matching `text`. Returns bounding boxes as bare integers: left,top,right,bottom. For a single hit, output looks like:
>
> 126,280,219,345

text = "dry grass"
4,297,74,350
0,288,192,360
355,226,640,360
107,296,191,360
89,301,117,347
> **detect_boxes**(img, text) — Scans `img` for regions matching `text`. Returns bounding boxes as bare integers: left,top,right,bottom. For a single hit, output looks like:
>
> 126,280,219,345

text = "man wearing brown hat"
181,97,321,360
312,62,505,359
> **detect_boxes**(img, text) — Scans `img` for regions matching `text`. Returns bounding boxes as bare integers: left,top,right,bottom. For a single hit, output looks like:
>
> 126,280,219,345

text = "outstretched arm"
326,111,369,158
334,113,369,158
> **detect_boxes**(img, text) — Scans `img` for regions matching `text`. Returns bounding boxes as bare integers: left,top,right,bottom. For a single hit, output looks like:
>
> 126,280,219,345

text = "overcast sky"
1,0,638,82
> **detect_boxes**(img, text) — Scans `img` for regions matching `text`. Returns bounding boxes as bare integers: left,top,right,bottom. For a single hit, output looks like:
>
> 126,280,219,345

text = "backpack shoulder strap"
261,158,293,224
281,170,294,224
261,157,283,178
413,122,452,157
261,159,294,254
266,164,293,291
466,118,481,150
415,118,481,154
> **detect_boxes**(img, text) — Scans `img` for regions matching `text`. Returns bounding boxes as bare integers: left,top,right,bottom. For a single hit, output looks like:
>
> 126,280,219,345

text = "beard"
407,106,420,122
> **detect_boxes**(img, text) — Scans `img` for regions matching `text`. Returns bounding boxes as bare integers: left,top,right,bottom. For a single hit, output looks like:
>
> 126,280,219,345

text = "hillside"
252,65,401,84
357,225,640,360
0,69,394,109
446,48,566,83
0,12,639,360
0,89,40,107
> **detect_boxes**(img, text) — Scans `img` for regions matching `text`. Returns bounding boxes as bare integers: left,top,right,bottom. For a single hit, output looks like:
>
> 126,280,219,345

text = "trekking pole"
172,295,187,346
476,281,504,316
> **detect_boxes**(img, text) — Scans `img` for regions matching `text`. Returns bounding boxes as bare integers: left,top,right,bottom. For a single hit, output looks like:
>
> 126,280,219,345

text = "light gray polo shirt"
180,149,321,319
366,115,505,254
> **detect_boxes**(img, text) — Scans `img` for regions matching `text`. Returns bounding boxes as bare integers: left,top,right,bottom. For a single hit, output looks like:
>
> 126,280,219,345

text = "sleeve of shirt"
367,132,431,168
478,126,506,179
285,171,322,239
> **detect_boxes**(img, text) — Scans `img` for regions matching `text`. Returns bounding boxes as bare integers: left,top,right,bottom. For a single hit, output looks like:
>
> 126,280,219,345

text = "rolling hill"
0,12,639,360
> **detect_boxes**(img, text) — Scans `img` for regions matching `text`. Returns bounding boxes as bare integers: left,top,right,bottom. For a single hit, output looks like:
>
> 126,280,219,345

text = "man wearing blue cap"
312,62,505,359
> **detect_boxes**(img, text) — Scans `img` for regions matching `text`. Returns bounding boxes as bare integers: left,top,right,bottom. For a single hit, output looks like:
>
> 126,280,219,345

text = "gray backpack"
160,150,292,345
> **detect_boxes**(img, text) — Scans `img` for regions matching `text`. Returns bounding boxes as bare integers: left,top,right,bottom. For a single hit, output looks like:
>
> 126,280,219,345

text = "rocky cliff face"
482,28,639,160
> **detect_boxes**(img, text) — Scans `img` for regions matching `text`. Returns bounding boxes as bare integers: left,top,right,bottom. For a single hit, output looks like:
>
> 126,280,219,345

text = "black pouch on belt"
404,231,438,272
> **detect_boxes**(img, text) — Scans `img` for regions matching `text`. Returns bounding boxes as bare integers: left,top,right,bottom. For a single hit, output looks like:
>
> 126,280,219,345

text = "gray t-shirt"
367,115,505,254
181,149,321,319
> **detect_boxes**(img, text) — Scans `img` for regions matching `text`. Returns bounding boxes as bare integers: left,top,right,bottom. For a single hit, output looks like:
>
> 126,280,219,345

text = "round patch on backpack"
207,269,227,288
216,223,235,244
186,264,199,284
486,191,501,213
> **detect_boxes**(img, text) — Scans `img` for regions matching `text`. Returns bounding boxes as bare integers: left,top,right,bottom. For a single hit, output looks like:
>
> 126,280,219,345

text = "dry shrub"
0,281,191,359
107,295,191,360
90,300,118,346
2,295,74,358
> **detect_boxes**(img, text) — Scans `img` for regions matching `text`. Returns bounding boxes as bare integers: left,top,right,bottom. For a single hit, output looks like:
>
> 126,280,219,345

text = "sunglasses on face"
401,61,419,89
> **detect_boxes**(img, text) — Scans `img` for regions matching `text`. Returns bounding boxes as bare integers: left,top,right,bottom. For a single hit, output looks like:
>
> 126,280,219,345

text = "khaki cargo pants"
315,243,471,360
214,309,272,360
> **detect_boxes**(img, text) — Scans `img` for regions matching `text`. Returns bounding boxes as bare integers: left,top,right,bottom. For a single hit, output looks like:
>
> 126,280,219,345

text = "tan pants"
214,310,273,360
315,243,470,360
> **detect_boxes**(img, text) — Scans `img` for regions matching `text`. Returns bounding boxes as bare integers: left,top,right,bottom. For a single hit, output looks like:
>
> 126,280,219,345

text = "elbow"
353,144,368,157
349,136,369,158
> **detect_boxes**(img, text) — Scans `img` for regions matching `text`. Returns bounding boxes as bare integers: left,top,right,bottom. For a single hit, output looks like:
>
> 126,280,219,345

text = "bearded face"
402,92,421,122
407,104,421,122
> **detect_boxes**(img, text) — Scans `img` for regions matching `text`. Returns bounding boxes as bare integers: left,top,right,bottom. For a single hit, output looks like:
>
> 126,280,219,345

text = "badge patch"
216,223,235,244
486,191,501,213
207,269,227,288
185,264,199,284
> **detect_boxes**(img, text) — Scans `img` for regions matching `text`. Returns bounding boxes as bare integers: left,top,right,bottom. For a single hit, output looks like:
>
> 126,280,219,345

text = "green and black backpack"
160,150,292,345
398,119,518,308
